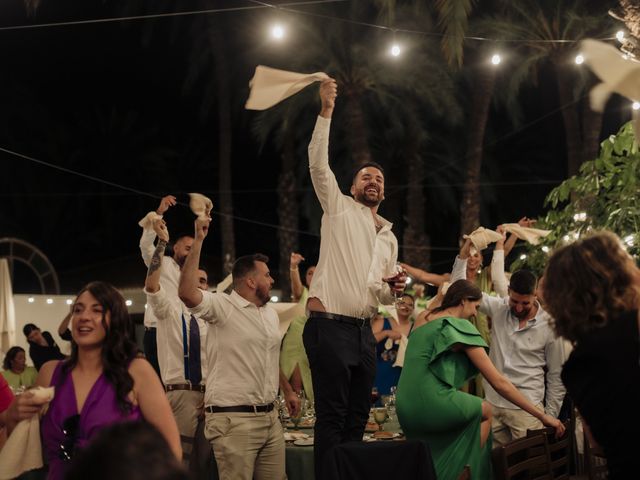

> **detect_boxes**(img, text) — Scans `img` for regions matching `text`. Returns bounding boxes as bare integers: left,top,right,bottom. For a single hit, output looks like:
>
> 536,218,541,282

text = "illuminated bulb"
66,299,73,305
270,295,279,303
271,24,284,40
616,30,625,42
563,235,570,242
519,254,527,260
624,235,635,246
46,298,53,304
406,277,412,285
633,102,640,111
573,232,580,240
491,54,501,65
575,54,584,65
144,303,148,310
28,297,35,303
125,300,133,306
573,212,587,222
390,44,401,57
542,246,550,253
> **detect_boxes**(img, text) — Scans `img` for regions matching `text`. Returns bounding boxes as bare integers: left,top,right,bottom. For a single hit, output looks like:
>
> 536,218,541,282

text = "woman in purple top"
34,281,180,480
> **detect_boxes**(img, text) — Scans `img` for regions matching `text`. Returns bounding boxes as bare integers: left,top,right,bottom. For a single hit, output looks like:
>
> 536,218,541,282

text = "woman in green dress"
397,280,564,480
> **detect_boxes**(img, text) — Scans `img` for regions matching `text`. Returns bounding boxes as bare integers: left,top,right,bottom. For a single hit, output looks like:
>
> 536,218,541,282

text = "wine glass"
370,387,380,408
290,393,307,430
373,407,389,431
276,394,288,432
384,263,406,306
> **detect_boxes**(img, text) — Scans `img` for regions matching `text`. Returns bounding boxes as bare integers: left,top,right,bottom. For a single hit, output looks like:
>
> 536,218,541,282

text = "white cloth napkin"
501,224,551,245
0,386,55,479
463,227,503,251
245,65,329,110
392,335,408,368
189,193,213,220
138,211,163,230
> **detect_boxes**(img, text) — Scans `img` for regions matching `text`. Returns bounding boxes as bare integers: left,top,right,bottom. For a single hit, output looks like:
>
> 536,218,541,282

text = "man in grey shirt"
453,237,565,447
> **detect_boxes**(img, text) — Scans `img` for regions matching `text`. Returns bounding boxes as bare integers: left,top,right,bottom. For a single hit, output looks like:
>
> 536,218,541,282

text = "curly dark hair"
63,281,139,413
3,346,25,371
544,231,640,344
431,279,482,314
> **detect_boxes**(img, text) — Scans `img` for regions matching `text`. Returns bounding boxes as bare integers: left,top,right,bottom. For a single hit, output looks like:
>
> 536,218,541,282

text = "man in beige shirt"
304,79,405,478
179,218,299,480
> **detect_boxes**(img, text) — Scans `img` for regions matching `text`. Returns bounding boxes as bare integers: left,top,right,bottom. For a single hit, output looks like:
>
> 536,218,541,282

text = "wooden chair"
491,433,553,480
527,421,571,480
583,433,608,480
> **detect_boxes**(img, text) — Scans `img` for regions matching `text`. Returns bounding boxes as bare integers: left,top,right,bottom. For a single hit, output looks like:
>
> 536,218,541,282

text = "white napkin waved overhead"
501,224,551,245
463,227,503,251
245,65,329,110
0,386,55,479
189,193,213,220
138,211,163,230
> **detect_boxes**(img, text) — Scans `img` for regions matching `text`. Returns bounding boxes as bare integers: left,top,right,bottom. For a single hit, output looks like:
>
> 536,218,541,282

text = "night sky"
0,0,628,294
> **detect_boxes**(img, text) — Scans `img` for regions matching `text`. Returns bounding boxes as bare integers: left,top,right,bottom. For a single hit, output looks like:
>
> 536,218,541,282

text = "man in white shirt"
143,218,208,467
139,195,194,379
304,78,405,477
453,237,566,447
179,218,299,480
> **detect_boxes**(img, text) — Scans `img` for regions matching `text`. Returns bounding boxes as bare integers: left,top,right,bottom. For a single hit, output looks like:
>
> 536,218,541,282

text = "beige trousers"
166,390,204,463
491,403,545,448
204,409,286,480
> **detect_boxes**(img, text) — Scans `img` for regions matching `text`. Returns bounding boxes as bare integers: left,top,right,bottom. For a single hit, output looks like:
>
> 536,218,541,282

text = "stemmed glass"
370,387,380,408
276,394,288,432
373,407,389,431
290,393,307,431
384,263,406,306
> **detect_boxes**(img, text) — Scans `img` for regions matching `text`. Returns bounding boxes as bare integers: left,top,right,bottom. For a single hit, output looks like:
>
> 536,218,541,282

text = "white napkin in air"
501,224,551,245
245,65,329,110
0,386,55,479
138,211,163,230
189,193,213,220
463,227,503,251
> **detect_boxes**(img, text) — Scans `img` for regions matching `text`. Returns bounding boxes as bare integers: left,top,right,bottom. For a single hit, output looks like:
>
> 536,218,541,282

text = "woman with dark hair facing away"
396,279,564,480
1,346,37,391
30,281,180,480
543,231,640,480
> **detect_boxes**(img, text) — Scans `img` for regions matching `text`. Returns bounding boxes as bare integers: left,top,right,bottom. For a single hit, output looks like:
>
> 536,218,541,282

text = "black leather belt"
205,404,275,414
165,383,205,393
144,327,156,331
310,311,371,327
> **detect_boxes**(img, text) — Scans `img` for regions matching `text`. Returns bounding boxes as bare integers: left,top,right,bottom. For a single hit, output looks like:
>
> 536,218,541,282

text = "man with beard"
454,237,566,447
303,78,405,478
178,217,300,480
139,195,194,379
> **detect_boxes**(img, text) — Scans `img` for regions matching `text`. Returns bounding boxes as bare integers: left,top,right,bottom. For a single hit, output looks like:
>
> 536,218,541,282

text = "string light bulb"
616,30,625,43
271,24,285,40
28,297,34,303
575,54,584,65
390,44,401,57
633,101,640,111
491,54,501,65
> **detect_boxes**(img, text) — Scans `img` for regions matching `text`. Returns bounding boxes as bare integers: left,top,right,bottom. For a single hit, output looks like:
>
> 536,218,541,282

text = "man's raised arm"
179,217,209,308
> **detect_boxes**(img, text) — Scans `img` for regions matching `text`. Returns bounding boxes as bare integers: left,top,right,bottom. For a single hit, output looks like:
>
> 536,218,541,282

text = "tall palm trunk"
460,67,496,235
344,90,372,168
554,63,583,177
211,22,236,274
278,128,299,301
403,116,430,269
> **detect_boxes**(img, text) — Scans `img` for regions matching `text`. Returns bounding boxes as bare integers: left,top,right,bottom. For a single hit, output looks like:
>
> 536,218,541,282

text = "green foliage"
510,121,640,275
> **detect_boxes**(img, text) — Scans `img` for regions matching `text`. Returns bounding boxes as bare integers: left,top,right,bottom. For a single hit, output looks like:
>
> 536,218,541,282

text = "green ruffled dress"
397,317,492,480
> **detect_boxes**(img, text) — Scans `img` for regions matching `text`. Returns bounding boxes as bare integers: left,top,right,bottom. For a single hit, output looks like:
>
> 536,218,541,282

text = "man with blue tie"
144,218,208,466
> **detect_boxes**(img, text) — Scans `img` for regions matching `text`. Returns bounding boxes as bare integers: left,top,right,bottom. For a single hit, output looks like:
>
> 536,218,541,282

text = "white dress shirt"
139,225,181,328
307,116,397,318
145,285,208,385
189,290,282,407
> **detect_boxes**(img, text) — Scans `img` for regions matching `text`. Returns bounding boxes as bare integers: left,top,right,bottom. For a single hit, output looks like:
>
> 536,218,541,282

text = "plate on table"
363,432,402,442
364,422,379,433
284,432,309,442
285,418,315,429
293,437,314,446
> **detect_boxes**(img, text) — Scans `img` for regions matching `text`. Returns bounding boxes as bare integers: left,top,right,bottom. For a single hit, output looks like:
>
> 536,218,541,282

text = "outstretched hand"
194,217,211,241
157,195,177,215
152,219,170,243
290,253,305,268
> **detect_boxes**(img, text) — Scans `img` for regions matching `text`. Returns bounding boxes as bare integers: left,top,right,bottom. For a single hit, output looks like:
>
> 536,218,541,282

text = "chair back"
491,433,553,480
526,421,571,480
583,433,608,480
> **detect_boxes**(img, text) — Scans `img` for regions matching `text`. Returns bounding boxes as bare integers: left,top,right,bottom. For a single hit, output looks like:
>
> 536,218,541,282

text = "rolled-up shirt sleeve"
144,285,179,321
188,290,223,325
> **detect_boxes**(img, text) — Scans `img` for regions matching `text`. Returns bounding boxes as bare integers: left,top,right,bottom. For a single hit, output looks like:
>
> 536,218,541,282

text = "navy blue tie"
188,315,202,385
